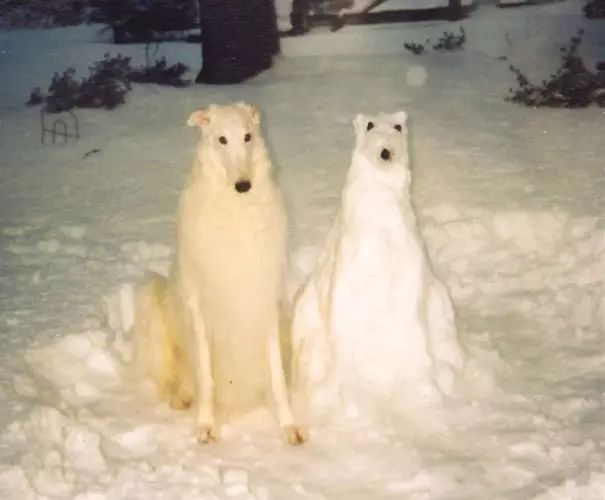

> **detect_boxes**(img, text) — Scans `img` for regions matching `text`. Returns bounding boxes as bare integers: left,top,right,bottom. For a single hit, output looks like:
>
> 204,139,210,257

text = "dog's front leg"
268,322,307,445
188,298,217,443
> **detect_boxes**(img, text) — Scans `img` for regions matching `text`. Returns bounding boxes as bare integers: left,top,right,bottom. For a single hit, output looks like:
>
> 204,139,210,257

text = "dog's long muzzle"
225,158,253,194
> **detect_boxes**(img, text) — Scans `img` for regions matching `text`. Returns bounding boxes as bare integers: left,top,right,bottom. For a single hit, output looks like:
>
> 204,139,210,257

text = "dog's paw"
282,424,308,446
196,424,218,444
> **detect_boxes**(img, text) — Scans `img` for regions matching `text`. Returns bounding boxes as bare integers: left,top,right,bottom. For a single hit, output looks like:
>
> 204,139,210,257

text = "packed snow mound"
1,204,604,499
420,207,605,337
290,111,477,426
0,288,302,500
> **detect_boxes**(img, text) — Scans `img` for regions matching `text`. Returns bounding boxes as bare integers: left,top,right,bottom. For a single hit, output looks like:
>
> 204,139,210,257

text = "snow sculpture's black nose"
380,148,391,161
235,180,252,193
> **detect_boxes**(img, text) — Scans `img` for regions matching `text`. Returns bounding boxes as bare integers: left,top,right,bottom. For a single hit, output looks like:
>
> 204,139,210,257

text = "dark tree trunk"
256,0,280,58
290,0,310,34
447,0,463,20
196,0,279,85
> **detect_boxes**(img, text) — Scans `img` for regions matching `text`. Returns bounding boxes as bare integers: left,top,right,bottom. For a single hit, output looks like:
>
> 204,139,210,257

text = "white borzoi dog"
133,102,306,445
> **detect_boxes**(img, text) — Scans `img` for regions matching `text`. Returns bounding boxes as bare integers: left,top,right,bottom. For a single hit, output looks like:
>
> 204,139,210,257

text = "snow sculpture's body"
291,111,466,421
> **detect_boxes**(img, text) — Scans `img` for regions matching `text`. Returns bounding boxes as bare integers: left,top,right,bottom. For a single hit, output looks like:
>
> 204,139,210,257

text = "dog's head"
352,111,408,168
188,102,262,193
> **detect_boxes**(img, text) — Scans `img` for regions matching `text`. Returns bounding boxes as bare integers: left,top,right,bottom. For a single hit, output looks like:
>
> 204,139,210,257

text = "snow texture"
0,2,605,499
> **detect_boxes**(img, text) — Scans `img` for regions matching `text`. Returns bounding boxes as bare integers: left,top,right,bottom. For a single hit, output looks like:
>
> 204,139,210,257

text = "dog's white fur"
290,111,465,419
133,102,305,445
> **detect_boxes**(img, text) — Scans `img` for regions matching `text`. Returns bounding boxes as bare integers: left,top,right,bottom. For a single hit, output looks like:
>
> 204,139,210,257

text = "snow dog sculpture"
290,110,466,424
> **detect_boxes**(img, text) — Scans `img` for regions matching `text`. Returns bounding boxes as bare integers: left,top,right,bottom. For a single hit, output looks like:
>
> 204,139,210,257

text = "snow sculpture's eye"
219,136,228,145
366,121,374,131
244,133,252,142
394,124,402,132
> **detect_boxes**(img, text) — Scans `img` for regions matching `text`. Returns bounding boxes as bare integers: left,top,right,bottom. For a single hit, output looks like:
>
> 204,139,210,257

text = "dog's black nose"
380,148,391,161
235,180,251,193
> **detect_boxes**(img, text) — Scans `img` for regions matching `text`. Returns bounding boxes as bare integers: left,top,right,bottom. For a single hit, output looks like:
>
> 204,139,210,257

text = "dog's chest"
179,186,286,290
202,199,281,252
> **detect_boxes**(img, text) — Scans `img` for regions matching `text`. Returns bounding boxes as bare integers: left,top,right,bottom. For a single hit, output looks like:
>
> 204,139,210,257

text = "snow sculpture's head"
353,111,408,167
187,102,265,194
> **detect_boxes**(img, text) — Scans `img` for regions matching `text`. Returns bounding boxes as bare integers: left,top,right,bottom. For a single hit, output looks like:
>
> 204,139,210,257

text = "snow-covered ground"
1,1,605,498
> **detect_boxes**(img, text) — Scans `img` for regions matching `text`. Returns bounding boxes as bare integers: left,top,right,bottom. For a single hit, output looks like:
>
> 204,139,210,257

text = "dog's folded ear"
187,108,210,128
249,105,260,126
235,102,261,125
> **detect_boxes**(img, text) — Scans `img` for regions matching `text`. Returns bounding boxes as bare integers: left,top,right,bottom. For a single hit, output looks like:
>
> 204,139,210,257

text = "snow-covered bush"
404,28,466,56
25,88,44,107
0,0,90,29
76,54,132,110
584,0,605,18
507,29,605,108
404,41,427,55
27,53,191,113
128,58,190,87
433,27,466,51
45,69,81,113
29,55,132,113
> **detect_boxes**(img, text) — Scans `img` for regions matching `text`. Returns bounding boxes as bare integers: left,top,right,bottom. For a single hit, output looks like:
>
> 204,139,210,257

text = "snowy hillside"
1,1,605,498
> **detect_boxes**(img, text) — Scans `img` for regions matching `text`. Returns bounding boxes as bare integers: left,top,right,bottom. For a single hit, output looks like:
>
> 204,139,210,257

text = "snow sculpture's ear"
187,108,210,128
353,113,367,138
235,101,261,125
392,111,408,132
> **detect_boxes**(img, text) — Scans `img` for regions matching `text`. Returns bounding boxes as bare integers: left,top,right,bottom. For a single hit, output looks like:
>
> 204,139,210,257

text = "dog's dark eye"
219,136,228,145
244,133,251,142
366,121,374,131
394,124,402,132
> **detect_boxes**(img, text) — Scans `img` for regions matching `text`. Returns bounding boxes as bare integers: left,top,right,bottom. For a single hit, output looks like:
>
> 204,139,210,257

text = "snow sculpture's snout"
353,111,407,167
187,102,261,194
380,148,392,161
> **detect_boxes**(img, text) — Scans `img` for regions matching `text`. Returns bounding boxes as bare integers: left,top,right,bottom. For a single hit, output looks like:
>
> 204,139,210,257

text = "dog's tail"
131,273,191,403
